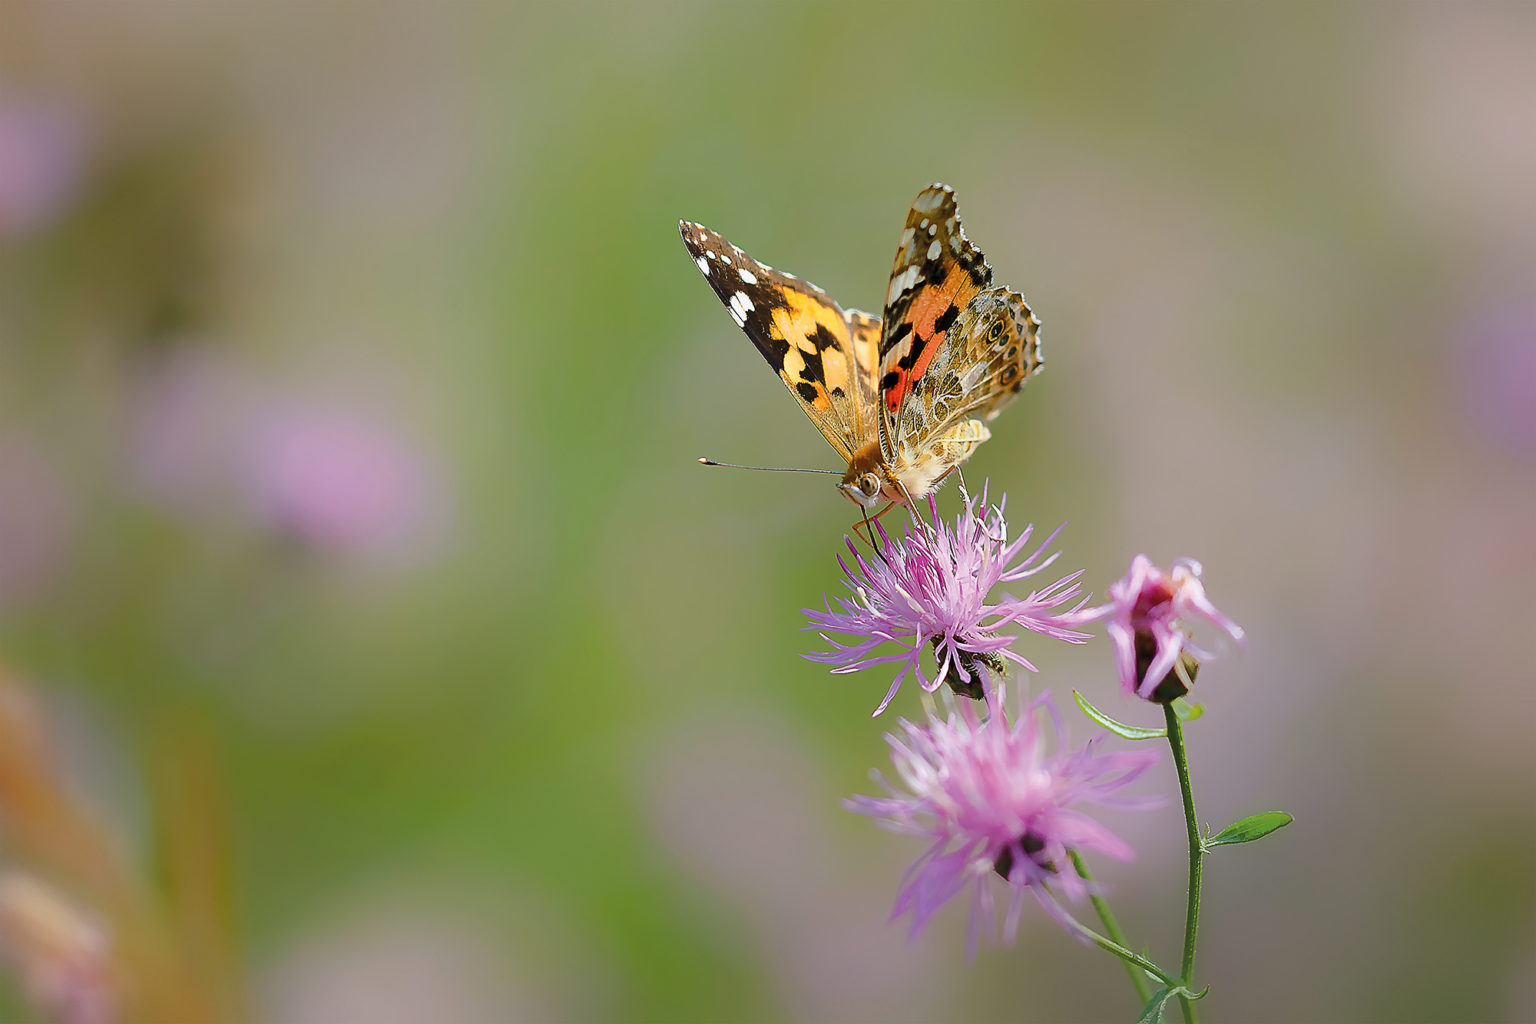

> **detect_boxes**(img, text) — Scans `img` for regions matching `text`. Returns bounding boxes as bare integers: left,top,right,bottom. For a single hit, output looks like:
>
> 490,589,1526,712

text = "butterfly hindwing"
680,221,879,461
893,287,1042,445
846,308,883,427
877,184,994,455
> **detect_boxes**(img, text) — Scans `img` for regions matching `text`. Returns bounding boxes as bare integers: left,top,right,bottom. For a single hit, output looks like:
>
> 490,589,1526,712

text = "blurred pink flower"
244,404,445,563
846,692,1157,958
1070,555,1244,701
0,99,86,237
804,486,1087,715
0,438,75,608
1460,297,1536,456
128,350,448,566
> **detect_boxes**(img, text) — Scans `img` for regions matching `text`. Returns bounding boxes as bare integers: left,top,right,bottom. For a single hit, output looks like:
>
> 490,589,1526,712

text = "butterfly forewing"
876,184,995,457
680,220,879,462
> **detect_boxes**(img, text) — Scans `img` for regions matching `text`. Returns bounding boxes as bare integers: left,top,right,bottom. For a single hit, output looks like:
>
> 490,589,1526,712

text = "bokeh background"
2,2,1534,1021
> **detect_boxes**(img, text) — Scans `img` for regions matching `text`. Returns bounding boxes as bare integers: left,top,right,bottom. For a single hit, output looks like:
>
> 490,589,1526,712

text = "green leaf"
1137,987,1171,1024
1173,698,1204,722
1137,985,1207,1024
1206,811,1294,849
1073,691,1165,740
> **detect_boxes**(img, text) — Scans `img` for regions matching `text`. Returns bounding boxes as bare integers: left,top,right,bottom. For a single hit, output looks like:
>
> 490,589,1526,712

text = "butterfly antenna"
697,458,839,475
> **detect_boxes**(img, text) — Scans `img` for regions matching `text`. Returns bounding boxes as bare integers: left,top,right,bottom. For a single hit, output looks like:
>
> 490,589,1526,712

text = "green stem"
1046,894,1180,989
1164,702,1202,1024
1068,849,1151,1004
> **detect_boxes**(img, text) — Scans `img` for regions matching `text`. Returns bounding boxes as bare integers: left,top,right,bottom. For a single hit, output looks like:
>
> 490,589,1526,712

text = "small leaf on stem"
1137,985,1207,1024
1173,698,1204,722
1205,811,1294,849
1137,987,1170,1024
1073,691,1165,740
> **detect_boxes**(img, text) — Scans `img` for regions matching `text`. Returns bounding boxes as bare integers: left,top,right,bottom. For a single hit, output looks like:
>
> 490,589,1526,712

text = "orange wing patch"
878,186,993,439
771,291,854,405
679,220,881,461
882,260,983,413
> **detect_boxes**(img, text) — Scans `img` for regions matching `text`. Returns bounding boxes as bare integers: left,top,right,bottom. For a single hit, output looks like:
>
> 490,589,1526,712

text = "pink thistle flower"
804,486,1088,716
846,692,1157,957
1074,555,1245,702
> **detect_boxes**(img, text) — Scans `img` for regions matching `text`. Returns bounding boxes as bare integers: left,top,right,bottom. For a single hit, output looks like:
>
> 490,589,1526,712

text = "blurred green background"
2,2,1534,1021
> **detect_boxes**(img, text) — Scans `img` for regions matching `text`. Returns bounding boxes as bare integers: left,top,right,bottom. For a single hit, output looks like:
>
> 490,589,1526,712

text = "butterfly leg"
852,502,900,557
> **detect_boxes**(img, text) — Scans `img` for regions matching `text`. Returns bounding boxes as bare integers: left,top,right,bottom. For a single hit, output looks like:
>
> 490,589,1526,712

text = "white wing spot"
886,265,922,304
926,240,942,260
927,223,937,237
728,291,755,325
706,250,717,260
738,268,757,285
695,256,710,274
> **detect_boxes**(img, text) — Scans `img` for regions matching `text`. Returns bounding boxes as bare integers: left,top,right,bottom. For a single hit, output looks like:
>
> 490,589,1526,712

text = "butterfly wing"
680,221,880,462
876,184,995,457
845,307,883,429
900,286,1042,436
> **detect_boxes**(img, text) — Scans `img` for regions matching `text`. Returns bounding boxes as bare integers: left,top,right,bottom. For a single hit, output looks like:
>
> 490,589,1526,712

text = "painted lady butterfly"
680,183,1041,511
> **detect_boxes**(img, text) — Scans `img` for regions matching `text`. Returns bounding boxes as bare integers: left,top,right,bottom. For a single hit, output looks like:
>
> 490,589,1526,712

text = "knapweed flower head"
846,691,1157,957
1074,555,1245,702
804,485,1088,715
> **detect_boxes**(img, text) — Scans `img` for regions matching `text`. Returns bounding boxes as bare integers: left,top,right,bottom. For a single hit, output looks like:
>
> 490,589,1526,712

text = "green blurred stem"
1068,849,1151,1004
1049,898,1179,989
1164,702,1202,1024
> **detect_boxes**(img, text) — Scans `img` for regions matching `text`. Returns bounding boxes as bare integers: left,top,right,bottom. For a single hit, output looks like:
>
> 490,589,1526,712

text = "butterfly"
680,183,1042,512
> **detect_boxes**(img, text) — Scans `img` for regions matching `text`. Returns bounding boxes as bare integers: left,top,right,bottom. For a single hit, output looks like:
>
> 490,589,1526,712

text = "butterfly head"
837,444,889,509
838,470,885,510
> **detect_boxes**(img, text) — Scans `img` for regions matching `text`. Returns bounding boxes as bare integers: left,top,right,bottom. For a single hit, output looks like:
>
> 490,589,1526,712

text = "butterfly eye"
859,473,881,497
989,321,1004,340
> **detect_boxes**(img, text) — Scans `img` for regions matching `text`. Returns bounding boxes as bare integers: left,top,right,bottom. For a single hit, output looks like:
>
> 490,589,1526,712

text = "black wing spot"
807,323,840,351
798,345,825,383
933,304,959,334
880,371,900,390
829,386,846,399
795,381,820,403
739,300,788,364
